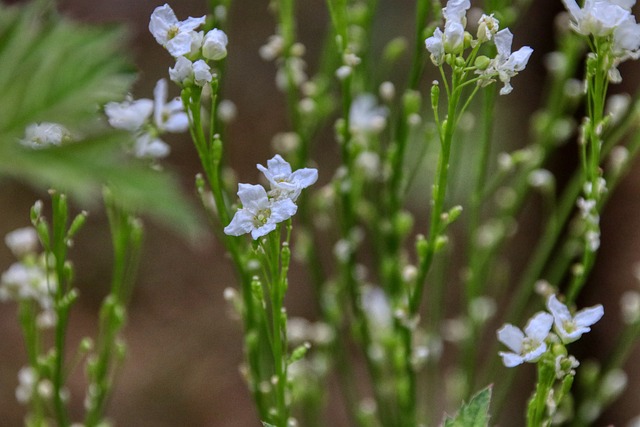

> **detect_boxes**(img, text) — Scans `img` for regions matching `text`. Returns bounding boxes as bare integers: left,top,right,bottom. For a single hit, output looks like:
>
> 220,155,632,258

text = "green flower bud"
474,55,491,70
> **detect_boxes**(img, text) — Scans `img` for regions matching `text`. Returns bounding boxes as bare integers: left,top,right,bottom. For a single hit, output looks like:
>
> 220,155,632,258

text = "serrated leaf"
0,2,203,239
0,132,202,239
443,386,492,427
0,2,134,137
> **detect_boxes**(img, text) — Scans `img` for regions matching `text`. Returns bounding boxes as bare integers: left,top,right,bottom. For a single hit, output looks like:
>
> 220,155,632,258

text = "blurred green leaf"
0,1,202,238
443,386,492,427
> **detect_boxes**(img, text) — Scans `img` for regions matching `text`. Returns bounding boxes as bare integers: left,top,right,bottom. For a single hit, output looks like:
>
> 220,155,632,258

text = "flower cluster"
104,79,188,159
497,294,604,367
562,0,640,81
149,4,228,88
0,226,56,329
19,122,72,149
224,155,318,240
425,0,533,95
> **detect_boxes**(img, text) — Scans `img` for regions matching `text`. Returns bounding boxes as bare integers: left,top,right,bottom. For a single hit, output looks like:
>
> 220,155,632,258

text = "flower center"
167,25,179,40
562,320,576,333
252,208,271,228
521,337,539,355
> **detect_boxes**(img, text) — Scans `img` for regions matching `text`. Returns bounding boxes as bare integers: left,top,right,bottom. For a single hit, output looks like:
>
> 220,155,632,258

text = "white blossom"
562,0,634,37
489,29,533,95
16,366,37,404
20,122,71,149
5,227,39,258
202,28,229,60
224,184,298,240
477,14,500,42
425,28,445,65
153,79,188,133
362,286,393,332
497,311,553,367
104,98,153,131
133,133,170,159
546,294,604,343
349,94,388,134
149,4,206,57
425,0,471,64
257,155,318,202
170,56,211,87
0,262,54,309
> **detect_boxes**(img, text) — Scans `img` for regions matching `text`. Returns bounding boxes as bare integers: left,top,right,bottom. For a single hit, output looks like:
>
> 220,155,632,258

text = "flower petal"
224,209,254,236
237,184,269,212
497,324,524,353
574,304,604,328
499,351,525,368
524,311,553,342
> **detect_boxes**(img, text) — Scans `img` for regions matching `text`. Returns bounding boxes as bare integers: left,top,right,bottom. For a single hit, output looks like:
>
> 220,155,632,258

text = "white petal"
270,198,298,223
547,294,572,324
251,222,277,240
224,210,255,236
494,29,514,60
166,32,195,57
149,4,178,45
497,324,524,353
178,16,206,33
290,168,318,188
522,342,547,363
499,351,525,367
265,154,293,176
524,311,553,342
237,184,269,212
574,304,604,328
163,111,189,133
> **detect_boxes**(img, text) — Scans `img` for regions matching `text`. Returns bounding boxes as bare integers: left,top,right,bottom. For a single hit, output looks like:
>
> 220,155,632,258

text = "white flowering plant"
3,0,640,426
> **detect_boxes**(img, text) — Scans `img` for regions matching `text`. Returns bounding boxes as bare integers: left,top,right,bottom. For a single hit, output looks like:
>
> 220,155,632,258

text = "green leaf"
443,386,492,427
0,1,203,238
0,2,134,137
0,132,202,239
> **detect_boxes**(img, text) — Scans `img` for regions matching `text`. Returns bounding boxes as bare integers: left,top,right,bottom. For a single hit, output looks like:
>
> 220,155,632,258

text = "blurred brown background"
1,0,639,425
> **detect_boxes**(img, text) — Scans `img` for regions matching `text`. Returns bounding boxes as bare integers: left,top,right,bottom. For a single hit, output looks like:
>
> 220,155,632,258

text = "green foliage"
443,386,492,427
0,1,201,238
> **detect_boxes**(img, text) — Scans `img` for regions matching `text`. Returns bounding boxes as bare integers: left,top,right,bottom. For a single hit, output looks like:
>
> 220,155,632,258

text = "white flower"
224,184,298,239
546,294,604,343
5,227,39,258
149,4,206,57
133,133,170,159
193,60,213,85
497,311,553,367
104,98,153,131
257,155,318,202
16,366,37,404
362,286,393,332
153,79,188,133
202,28,228,60
425,28,445,65
169,56,193,85
349,94,388,134
562,0,634,37
477,14,500,42
169,57,212,87
425,0,471,64
489,29,533,95
20,122,71,149
0,262,53,309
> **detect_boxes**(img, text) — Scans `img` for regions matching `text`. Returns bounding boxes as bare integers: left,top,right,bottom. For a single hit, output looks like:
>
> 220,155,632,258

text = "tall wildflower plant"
4,0,640,425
